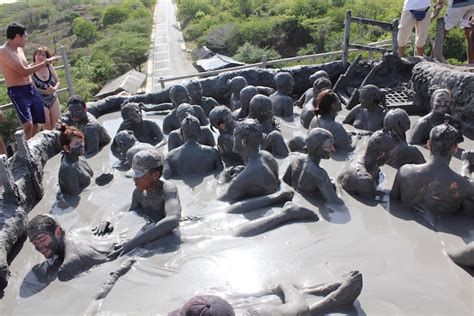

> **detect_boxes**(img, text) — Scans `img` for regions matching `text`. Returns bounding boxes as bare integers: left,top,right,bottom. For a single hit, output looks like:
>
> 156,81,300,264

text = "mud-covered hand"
92,220,114,236
95,173,114,186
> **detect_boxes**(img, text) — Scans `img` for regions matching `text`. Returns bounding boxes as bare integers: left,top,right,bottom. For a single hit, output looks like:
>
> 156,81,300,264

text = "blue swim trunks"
7,84,46,124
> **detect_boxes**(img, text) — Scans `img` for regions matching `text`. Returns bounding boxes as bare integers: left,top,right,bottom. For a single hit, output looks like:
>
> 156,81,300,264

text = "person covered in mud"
391,123,474,215
300,76,332,129
114,149,182,255
218,118,280,203
409,88,453,146
227,76,274,111
168,103,215,151
60,95,111,157
233,85,258,119
160,84,209,135
383,108,425,168
209,105,242,163
185,80,219,116
283,128,343,204
269,72,294,117
343,84,387,132
164,115,222,178
248,94,289,157
309,89,353,152
26,214,119,282
57,124,93,197
171,271,363,316
294,69,330,108
111,130,155,168
116,102,165,146
338,130,397,199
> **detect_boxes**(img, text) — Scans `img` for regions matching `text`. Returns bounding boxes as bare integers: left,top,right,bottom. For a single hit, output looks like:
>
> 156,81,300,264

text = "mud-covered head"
112,130,138,159
309,69,329,84
306,127,335,160
67,95,88,123
26,214,63,259
233,118,263,154
170,84,191,106
312,77,332,97
181,114,201,141
58,123,85,157
274,72,294,94
127,149,164,191
365,130,397,166
314,89,341,116
240,85,259,111
430,88,452,114
121,102,143,124
228,76,247,94
359,84,385,108
176,103,198,126
428,123,463,157
383,108,410,140
249,94,273,121
209,105,235,133
185,80,203,102
169,295,235,316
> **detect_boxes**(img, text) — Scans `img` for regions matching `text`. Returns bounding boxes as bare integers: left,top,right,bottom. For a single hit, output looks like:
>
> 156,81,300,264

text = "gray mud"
1,108,473,315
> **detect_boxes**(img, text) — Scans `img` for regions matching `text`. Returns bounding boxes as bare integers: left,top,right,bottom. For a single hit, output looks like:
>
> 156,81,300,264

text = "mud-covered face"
133,171,158,191
127,109,142,124
66,136,85,157
173,90,191,105
281,77,294,95
188,84,202,101
221,112,236,133
232,131,245,154
432,92,451,114
318,137,335,159
68,103,87,122
31,232,60,259
360,90,375,108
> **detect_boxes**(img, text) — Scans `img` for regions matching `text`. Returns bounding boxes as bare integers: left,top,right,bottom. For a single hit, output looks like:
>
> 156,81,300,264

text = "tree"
102,5,129,27
73,17,98,46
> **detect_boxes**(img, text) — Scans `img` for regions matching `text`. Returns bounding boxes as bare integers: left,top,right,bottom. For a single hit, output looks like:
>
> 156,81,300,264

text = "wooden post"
391,19,399,56
160,77,165,89
432,17,447,62
342,11,352,66
261,55,267,68
60,46,75,97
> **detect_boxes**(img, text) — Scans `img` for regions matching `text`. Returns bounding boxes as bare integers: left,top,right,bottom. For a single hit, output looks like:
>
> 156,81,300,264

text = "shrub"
232,42,281,64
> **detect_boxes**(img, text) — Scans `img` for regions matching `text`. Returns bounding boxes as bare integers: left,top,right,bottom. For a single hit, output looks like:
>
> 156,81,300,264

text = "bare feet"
274,189,295,204
447,242,474,268
281,202,319,222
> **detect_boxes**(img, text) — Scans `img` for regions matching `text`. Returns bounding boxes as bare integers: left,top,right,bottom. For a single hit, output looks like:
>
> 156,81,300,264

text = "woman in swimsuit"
32,46,60,130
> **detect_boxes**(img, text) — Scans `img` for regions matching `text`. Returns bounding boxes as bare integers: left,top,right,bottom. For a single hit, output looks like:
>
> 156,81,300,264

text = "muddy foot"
328,270,363,307
274,189,294,203
447,242,474,268
282,202,319,221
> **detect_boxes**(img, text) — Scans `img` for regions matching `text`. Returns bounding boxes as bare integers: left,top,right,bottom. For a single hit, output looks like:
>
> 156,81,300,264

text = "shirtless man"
0,23,58,139
284,128,343,204
300,76,332,129
218,118,280,203
26,214,119,282
163,115,222,178
116,102,165,146
60,95,111,157
111,130,155,168
185,80,219,116
338,130,397,199
269,72,294,117
391,123,474,215
409,88,453,146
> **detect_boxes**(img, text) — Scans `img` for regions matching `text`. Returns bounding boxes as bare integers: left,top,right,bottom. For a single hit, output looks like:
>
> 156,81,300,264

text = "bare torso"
0,44,31,87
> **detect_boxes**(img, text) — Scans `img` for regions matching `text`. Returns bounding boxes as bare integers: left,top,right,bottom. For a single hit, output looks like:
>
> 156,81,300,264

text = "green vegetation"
177,0,469,65
0,0,155,141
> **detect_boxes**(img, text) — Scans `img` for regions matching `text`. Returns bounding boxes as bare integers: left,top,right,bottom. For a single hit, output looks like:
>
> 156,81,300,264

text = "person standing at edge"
398,0,433,57
0,23,59,139
432,0,474,63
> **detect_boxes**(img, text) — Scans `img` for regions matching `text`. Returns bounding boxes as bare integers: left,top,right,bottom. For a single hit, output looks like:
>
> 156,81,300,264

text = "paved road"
146,0,197,92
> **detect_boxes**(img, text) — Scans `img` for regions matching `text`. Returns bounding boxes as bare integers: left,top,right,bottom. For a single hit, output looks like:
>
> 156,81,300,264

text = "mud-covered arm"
283,163,293,186
142,103,174,112
218,172,247,203
409,121,429,145
122,184,181,254
316,174,343,204
83,127,100,157
342,106,359,125
148,121,165,143
390,170,402,200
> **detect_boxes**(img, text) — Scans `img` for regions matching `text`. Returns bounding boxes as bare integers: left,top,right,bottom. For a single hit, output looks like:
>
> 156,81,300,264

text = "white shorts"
398,8,431,47
444,3,474,30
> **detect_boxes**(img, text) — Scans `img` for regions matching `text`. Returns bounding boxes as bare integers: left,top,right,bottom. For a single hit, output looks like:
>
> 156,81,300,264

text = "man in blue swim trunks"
0,23,58,139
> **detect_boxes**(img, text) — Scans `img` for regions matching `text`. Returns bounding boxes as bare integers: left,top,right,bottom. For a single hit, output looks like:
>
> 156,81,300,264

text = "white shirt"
403,0,431,10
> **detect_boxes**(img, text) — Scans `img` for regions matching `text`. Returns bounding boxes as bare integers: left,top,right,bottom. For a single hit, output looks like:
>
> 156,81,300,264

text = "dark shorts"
7,84,46,124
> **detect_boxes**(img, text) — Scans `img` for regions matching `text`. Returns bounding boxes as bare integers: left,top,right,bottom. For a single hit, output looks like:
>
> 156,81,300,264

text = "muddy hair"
26,214,59,239
313,89,337,116
33,46,52,61
57,123,84,147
